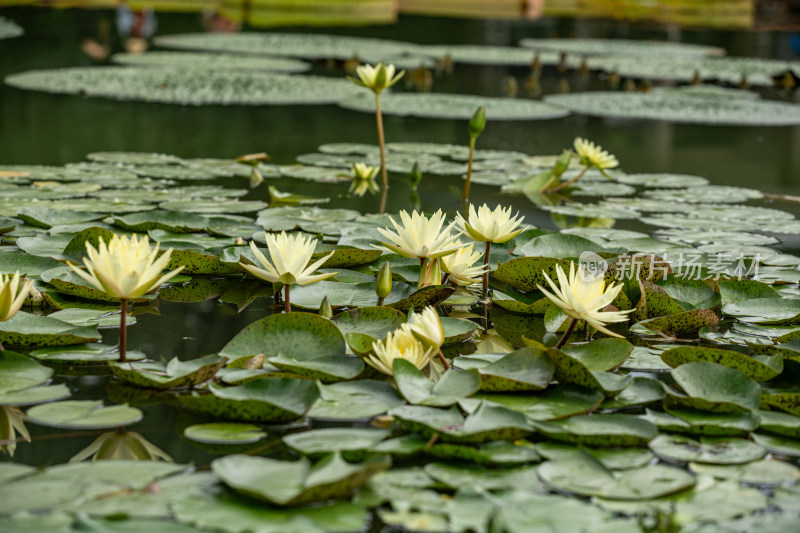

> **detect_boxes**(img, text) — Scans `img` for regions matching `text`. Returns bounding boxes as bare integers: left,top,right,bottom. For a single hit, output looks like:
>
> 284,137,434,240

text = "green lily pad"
0,350,53,393
0,250,63,279
563,338,634,372
386,285,456,313
283,428,389,459
453,347,555,392
493,256,572,292
110,354,227,389
515,233,606,259
310,245,382,268
113,210,209,233
390,402,532,444
440,317,479,344
519,37,723,57
535,442,654,470
183,423,267,445
751,433,800,457
665,362,761,413
0,382,71,406
660,346,782,382
758,409,800,438
424,462,544,492
61,226,120,262
307,380,405,420
179,379,319,424
601,377,665,410
718,279,780,306
545,346,632,397
332,306,406,340
722,297,800,324
268,352,365,383
689,460,800,485
426,440,541,466
0,311,100,347
393,360,481,406
491,288,551,315
530,414,658,447
290,281,415,310
652,407,760,437
648,434,766,464
112,51,310,73
475,384,603,423
26,400,142,429
212,452,390,506
29,343,145,364
338,92,568,121
17,206,105,229
537,450,695,500
637,308,720,337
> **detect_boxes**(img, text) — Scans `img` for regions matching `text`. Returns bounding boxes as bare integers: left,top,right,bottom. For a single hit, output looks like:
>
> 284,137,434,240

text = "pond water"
4,4,800,533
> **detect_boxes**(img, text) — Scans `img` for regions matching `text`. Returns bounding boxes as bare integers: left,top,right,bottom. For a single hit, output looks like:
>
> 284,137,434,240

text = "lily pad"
212,452,390,506
112,51,310,73
26,400,142,429
183,423,267,445
283,427,389,458
660,346,782,382
307,380,405,420
665,362,761,413
453,347,555,392
393,360,481,406
475,384,604,421
29,343,145,364
332,306,406,340
0,250,63,279
0,311,100,347
648,434,766,464
530,413,658,447
0,350,53,393
110,354,227,389
545,346,632,397
689,460,800,485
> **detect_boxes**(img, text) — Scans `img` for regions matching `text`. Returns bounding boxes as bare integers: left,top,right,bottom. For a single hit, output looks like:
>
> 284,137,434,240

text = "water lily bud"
408,161,422,190
468,106,486,138
319,296,333,318
376,262,392,300
235,237,245,245
553,149,572,177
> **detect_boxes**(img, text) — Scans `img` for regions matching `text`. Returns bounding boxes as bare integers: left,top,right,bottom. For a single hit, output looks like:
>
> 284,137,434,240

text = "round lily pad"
183,423,267,445
306,380,405,420
110,354,227,389
530,414,658,447
545,90,800,126
689,460,800,486
0,311,101,347
0,350,53,393
26,400,142,430
28,343,146,364
283,427,389,458
666,362,761,413
338,93,569,121
453,348,555,392
519,38,724,57
661,346,782,382
6,67,362,106
112,51,310,73
649,434,766,464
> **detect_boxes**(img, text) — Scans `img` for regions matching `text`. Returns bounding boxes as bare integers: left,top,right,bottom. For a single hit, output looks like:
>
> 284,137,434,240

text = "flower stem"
436,349,450,370
418,257,426,290
547,166,588,193
377,296,384,306
462,136,476,211
284,284,291,314
119,299,128,363
441,273,450,285
555,318,579,349
482,241,491,301
375,94,388,191
0,340,4,351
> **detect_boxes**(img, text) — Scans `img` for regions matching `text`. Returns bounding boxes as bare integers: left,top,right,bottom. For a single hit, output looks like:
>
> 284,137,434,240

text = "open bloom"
365,325,435,376
374,210,461,260
240,231,337,286
442,243,487,286
68,234,183,300
348,62,405,94
537,262,632,338
0,272,31,321
573,138,618,171
349,162,380,196
407,306,445,350
456,204,525,243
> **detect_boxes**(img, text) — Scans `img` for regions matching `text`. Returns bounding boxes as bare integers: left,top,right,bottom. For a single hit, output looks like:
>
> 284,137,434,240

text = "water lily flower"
374,210,461,260
407,306,445,350
348,62,405,95
239,231,338,313
349,162,380,197
455,203,525,244
68,234,184,362
573,137,619,171
537,262,632,347
0,271,31,323
365,325,435,376
441,243,487,286
455,203,524,300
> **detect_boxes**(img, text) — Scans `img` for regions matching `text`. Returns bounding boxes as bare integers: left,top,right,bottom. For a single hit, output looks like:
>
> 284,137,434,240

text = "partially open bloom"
365,326,435,376
407,306,444,350
348,62,405,94
573,138,618,171
68,235,183,300
0,272,31,321
442,243,487,286
349,162,380,197
374,210,461,260
456,204,525,244
240,232,338,286
537,262,632,338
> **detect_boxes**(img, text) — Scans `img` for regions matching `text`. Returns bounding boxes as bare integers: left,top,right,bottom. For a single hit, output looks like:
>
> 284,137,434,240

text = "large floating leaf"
545,90,800,125
519,37,724,57
212,452,390,506
0,311,100,347
307,380,405,420
113,210,209,233
290,280,415,310
0,250,62,279
643,407,760,437
339,93,569,121
110,354,226,389
331,306,406,340
183,423,266,445
660,345,782,382
665,362,761,413
0,350,53,392
536,442,654,470
283,428,389,459
424,463,544,492
636,308,720,337
113,51,310,73
493,257,572,292
26,400,142,429
689,460,800,485
530,414,657,447
453,348,555,392
179,379,319,423
544,345,632,397
722,297,800,324
475,384,604,421
29,343,145,364
537,451,695,500
6,67,362,106
648,434,766,464
393,360,481,406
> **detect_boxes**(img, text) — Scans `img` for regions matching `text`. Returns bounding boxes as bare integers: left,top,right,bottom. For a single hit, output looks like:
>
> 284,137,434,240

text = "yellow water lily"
455,203,525,244
0,272,31,322
68,234,183,300
365,325,435,376
573,137,619,171
348,62,405,95
239,231,338,313
407,306,445,350
537,262,632,345
349,162,380,196
441,243,487,287
374,210,461,260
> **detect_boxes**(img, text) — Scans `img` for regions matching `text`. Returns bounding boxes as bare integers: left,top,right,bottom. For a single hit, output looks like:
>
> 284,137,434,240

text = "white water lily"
68,234,183,300
442,243,487,286
349,162,380,196
374,210,461,260
407,306,445,350
573,137,619,170
365,325,435,376
349,62,405,94
240,231,337,287
456,203,525,244
0,272,31,322
537,262,632,339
